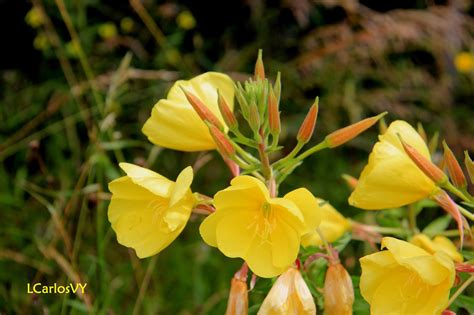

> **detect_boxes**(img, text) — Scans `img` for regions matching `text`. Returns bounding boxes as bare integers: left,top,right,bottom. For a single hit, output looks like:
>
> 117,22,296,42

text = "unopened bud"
254,49,265,81
248,101,260,134
429,131,439,155
297,98,319,143
342,174,358,190
378,117,387,134
268,86,280,135
432,189,464,248
226,270,248,315
209,125,235,158
273,72,281,104
181,87,223,130
443,141,467,188
455,262,474,273
465,151,474,184
325,112,387,148
218,90,238,130
417,122,428,143
324,262,354,315
399,137,447,185
234,82,250,120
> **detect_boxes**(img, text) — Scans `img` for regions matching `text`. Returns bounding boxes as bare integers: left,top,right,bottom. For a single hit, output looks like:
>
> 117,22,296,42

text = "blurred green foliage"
0,0,473,314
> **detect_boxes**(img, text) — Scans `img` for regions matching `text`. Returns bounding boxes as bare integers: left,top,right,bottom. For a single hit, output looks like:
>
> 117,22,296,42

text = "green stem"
294,140,329,162
444,182,471,203
448,274,474,307
459,206,474,221
274,141,304,167
408,204,419,234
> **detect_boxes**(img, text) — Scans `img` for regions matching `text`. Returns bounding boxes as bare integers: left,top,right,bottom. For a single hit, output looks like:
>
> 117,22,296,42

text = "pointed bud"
465,151,474,184
234,82,249,119
399,137,448,185
180,87,223,130
417,122,427,143
324,262,354,315
429,131,439,155
268,85,281,136
273,72,281,104
325,112,387,148
342,174,358,190
218,90,238,130
226,267,248,315
254,49,265,81
455,262,474,273
209,125,235,158
443,141,467,188
442,310,456,315
378,116,387,134
248,101,260,134
432,189,464,248
297,98,319,143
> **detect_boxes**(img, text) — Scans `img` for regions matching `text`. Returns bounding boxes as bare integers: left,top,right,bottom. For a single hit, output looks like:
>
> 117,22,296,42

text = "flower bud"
226,276,248,315
218,90,238,130
268,86,281,136
324,262,354,315
400,137,448,185
180,87,223,130
455,262,474,273
209,124,235,159
341,174,358,190
248,101,261,134
297,98,319,143
443,141,467,188
254,49,265,80
325,112,387,148
465,151,474,184
431,189,464,247
234,82,250,120
417,122,428,143
273,72,281,104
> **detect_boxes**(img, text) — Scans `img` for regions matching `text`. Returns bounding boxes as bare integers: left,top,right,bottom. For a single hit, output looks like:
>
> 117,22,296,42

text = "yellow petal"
215,210,257,258
169,166,194,207
432,236,463,263
270,220,300,268
142,72,234,151
349,120,435,209
118,162,172,197
284,188,322,234
246,239,287,278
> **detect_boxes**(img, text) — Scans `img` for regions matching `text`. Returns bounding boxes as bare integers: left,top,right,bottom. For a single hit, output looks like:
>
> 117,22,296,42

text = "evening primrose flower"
142,72,234,151
301,199,351,246
257,267,316,315
360,237,455,315
199,176,321,278
108,163,195,258
410,234,463,263
454,52,474,73
349,120,436,209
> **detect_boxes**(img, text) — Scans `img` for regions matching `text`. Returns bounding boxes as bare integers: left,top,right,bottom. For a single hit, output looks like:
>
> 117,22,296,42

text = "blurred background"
0,0,473,314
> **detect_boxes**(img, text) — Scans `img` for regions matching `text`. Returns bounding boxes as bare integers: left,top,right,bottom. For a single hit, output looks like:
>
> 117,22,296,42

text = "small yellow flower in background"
257,267,316,315
349,120,436,209
108,163,195,258
301,198,350,246
176,10,196,30
98,22,118,40
120,17,134,33
454,52,474,73
360,237,455,315
164,48,181,66
33,33,49,51
25,7,44,28
65,40,79,58
410,234,463,263
200,176,321,278
142,72,235,152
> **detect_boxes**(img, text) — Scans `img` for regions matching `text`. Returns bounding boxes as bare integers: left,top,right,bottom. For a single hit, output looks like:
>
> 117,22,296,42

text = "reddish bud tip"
399,137,447,185
209,125,235,158
432,189,464,248
181,87,223,130
443,141,467,188
268,85,281,135
254,49,265,81
455,262,474,273
326,112,387,148
342,174,358,190
218,90,238,130
297,97,319,143
465,151,474,184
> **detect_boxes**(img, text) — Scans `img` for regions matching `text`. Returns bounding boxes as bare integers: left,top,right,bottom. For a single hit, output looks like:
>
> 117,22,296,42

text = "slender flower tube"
257,267,316,315
360,237,455,315
108,163,195,258
349,120,437,209
410,234,463,263
199,176,321,278
142,72,234,151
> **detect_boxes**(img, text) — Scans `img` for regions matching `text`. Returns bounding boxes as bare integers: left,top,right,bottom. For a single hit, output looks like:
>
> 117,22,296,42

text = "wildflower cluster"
107,51,474,314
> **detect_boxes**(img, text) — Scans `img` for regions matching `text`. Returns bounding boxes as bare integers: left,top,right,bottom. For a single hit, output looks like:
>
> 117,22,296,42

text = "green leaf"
452,295,474,314
422,215,452,236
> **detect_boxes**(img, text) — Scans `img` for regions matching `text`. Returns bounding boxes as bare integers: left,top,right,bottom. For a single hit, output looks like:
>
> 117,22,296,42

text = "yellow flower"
410,234,463,263
142,72,234,152
176,10,196,30
108,163,195,258
25,7,44,28
257,267,316,315
301,199,351,246
360,237,455,315
454,52,474,73
98,22,118,39
349,120,436,209
199,176,321,278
